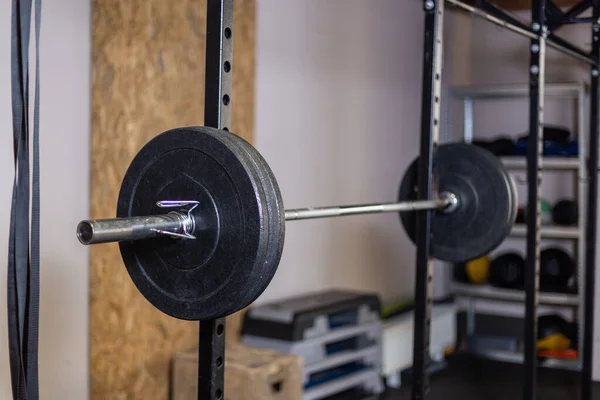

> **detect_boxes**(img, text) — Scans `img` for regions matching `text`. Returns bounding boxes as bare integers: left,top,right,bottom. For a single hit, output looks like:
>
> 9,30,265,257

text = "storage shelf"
470,348,580,371
452,282,579,306
453,81,587,369
509,224,579,239
500,156,580,170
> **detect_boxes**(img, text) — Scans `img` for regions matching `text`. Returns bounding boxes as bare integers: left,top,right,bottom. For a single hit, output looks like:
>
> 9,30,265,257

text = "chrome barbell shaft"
284,198,448,221
76,195,454,245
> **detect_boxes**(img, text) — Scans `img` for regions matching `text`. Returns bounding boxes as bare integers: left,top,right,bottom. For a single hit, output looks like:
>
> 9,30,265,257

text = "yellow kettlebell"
465,255,490,284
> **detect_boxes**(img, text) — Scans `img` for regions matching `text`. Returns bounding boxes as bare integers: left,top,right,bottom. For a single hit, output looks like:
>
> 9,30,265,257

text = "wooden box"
172,343,303,400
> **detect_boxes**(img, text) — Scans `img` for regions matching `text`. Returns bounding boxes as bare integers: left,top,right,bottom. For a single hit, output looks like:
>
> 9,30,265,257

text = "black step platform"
242,289,381,342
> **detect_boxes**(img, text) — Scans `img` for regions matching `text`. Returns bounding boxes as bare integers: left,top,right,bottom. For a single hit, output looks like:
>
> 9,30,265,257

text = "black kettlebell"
489,252,525,289
540,248,574,291
552,199,578,226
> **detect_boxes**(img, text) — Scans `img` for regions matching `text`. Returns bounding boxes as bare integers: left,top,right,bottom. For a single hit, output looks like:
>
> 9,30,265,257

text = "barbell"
76,126,517,320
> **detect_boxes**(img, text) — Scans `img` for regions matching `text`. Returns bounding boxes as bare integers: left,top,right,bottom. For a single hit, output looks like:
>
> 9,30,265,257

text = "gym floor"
381,354,599,400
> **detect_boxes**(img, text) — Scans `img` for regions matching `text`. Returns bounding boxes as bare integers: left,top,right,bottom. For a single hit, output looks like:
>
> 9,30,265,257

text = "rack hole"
224,28,232,38
435,73,440,80
216,389,223,399
217,324,224,335
224,61,231,72
272,381,283,393
216,357,223,368
223,94,230,106
222,127,229,131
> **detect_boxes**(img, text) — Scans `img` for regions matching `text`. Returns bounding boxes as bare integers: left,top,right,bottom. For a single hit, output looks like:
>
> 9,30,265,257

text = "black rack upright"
583,2,600,399
413,1,445,399
524,1,546,399
199,1,234,399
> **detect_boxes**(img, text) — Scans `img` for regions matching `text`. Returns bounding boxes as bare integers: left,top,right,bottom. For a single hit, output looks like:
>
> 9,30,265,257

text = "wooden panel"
90,1,255,399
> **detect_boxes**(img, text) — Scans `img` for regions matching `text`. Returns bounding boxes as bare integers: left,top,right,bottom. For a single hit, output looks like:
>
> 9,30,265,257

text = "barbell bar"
76,126,517,320
77,194,456,245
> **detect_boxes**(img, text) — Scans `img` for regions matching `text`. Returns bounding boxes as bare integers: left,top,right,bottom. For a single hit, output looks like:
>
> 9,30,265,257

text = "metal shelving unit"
416,2,599,399
451,82,588,370
451,281,579,306
501,156,580,170
471,348,580,371
510,224,580,239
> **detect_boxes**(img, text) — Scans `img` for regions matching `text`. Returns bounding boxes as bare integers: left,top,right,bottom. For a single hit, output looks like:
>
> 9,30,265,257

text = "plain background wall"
254,1,471,304
0,0,90,398
255,0,423,304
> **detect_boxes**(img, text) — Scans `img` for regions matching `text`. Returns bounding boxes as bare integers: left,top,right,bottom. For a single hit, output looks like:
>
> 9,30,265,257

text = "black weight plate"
117,126,284,320
214,131,285,308
398,143,517,263
208,131,272,309
229,135,286,299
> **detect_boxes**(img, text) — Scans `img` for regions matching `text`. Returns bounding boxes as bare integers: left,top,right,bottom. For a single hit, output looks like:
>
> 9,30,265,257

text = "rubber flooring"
381,353,599,400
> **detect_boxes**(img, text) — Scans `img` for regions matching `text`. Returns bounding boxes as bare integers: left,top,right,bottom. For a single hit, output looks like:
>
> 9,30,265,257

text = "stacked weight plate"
241,290,384,400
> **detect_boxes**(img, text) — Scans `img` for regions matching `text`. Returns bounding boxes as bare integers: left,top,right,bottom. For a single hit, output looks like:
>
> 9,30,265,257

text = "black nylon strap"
8,0,28,397
15,1,32,386
7,0,41,398
27,0,42,396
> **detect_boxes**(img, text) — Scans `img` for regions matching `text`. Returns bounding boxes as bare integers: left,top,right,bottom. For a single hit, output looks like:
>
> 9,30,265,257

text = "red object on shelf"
538,349,579,359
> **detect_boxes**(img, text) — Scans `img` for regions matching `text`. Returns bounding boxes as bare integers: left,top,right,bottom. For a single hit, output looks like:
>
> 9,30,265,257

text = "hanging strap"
27,0,42,397
7,0,41,399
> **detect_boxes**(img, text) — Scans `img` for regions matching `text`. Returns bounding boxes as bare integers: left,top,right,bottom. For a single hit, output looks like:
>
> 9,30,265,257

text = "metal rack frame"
195,1,599,399
413,1,445,399
198,1,233,399
415,1,600,399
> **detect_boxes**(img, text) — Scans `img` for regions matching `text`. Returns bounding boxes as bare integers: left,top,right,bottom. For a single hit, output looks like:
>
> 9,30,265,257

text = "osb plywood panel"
91,1,255,399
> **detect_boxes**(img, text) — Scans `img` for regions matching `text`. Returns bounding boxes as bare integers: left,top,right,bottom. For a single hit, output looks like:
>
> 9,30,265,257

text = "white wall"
0,1,90,398
254,1,471,304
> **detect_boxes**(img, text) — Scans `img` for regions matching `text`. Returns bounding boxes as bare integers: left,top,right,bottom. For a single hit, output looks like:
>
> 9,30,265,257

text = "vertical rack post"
198,319,227,400
524,1,545,399
412,1,444,399
198,1,234,399
582,2,599,399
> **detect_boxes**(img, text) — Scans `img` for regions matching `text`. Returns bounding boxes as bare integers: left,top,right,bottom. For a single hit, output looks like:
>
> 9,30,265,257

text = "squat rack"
198,1,599,399
415,1,599,400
